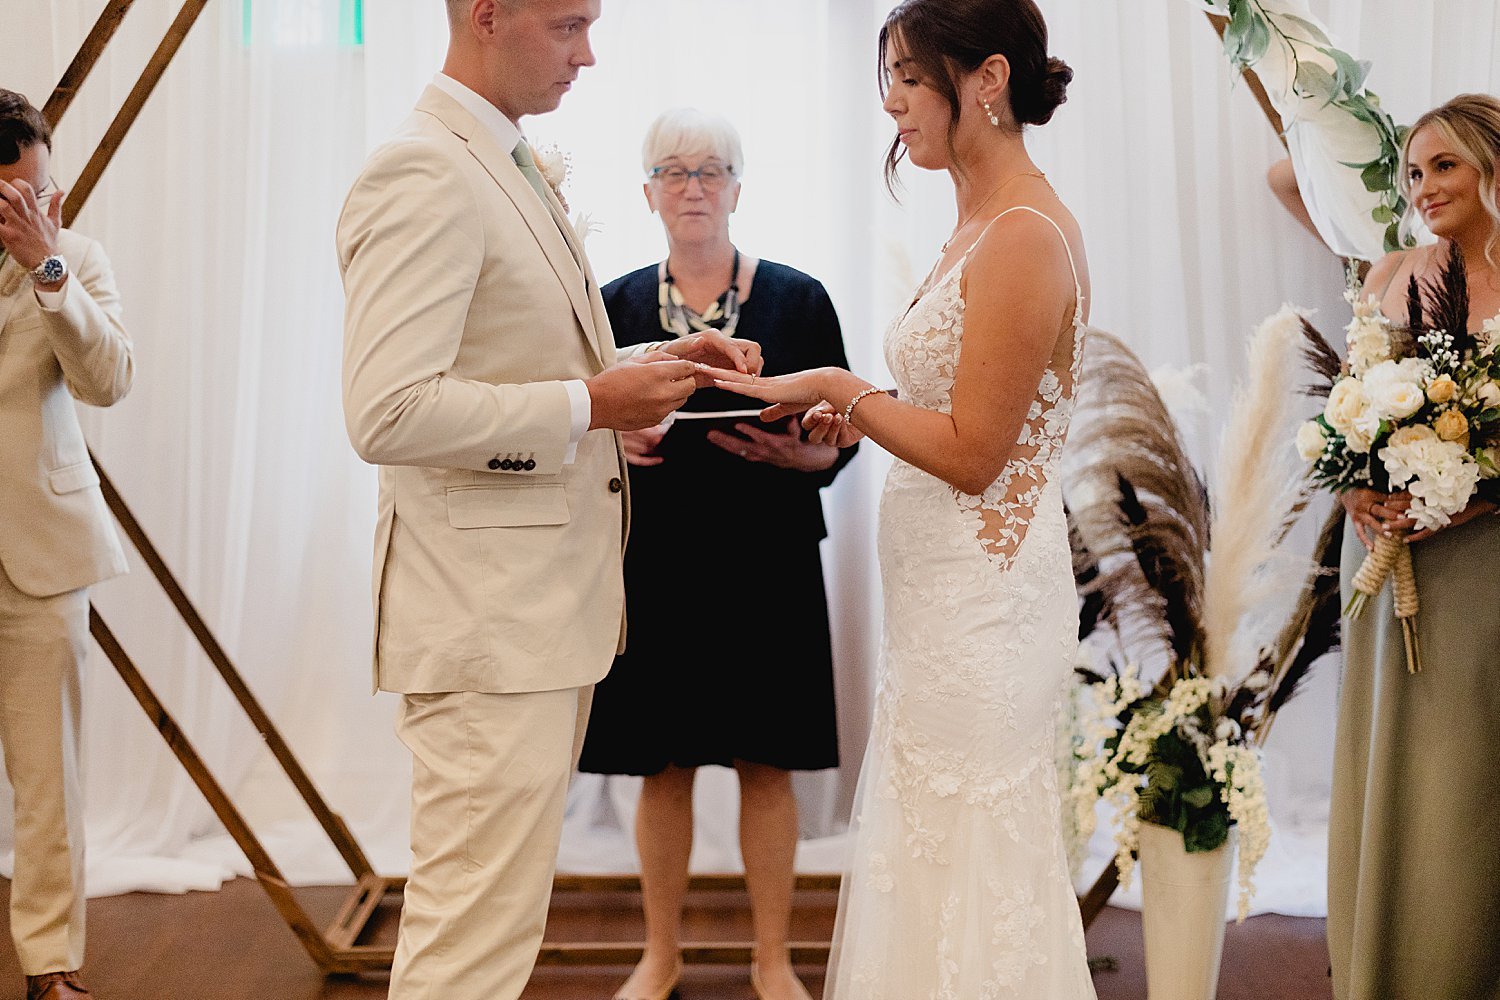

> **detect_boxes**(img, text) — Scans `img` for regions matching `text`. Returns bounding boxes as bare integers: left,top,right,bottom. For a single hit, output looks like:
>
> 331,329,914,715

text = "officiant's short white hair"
641,108,745,178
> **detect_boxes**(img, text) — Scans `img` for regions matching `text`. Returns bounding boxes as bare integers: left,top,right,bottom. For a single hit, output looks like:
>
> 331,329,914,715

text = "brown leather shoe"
26,971,92,1000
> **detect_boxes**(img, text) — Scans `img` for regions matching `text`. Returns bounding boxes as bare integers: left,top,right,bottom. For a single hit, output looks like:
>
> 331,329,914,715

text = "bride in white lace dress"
715,1,1097,996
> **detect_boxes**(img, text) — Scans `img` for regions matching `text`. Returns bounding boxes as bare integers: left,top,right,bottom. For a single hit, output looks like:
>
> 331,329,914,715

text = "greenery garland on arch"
1210,0,1411,252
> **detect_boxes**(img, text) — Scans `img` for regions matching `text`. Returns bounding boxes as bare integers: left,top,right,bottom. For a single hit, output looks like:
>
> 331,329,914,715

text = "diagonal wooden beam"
40,1,407,971
91,454,377,880
1206,12,1289,149
41,0,140,127
63,0,213,227
88,607,342,971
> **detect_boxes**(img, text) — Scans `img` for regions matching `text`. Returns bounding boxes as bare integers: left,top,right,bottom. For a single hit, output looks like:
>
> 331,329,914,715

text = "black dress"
578,260,856,775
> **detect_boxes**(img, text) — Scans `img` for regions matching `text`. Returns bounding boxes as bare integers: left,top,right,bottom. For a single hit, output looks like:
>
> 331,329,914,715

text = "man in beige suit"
0,90,133,1000
337,2,759,997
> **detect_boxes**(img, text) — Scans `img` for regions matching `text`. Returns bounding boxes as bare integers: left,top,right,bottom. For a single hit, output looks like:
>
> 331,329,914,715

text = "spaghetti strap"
965,205,1084,316
1375,249,1413,302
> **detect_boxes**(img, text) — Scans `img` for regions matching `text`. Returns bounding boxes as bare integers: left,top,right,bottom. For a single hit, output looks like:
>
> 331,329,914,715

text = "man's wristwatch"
30,254,67,286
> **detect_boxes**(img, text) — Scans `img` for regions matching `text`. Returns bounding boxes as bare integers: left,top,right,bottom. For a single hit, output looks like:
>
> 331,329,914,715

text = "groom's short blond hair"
446,0,528,27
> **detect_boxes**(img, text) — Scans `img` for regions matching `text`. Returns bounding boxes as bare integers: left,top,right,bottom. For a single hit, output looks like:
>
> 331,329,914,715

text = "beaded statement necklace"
658,246,741,338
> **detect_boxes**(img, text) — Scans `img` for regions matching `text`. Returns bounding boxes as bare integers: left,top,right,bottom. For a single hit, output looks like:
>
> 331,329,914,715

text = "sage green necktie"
511,139,580,267
510,140,554,206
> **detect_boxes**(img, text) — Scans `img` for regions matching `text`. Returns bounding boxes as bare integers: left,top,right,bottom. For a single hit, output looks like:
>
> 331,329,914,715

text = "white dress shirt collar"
433,73,524,154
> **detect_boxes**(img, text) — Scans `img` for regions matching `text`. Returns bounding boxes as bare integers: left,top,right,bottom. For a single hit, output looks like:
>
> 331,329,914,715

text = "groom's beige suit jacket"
0,232,132,599
338,85,643,696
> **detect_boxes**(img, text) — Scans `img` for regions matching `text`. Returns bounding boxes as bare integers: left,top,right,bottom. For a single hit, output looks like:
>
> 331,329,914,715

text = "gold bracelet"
843,386,885,424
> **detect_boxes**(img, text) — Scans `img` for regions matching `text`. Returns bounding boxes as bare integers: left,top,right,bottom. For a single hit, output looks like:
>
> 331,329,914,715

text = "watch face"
36,256,65,284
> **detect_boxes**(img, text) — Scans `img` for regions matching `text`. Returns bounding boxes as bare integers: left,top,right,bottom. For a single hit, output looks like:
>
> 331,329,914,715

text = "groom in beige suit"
337,2,759,997
0,90,132,1000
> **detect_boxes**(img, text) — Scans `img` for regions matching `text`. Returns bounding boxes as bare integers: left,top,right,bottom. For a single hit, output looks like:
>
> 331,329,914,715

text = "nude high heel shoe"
613,955,682,1000
750,958,815,1000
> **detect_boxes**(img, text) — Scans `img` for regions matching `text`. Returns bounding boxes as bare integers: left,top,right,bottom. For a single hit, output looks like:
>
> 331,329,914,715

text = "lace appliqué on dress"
883,244,1085,572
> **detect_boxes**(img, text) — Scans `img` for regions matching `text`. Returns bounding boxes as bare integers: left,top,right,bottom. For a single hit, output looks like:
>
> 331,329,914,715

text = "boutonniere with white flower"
533,143,571,213
571,211,601,248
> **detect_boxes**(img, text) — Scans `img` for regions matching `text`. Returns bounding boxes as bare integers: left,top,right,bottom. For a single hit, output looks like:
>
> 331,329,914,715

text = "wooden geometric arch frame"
43,0,1287,976
51,0,400,974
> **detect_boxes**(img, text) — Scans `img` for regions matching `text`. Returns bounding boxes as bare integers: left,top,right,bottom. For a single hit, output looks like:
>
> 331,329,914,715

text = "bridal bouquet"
1297,248,1500,671
1062,322,1341,920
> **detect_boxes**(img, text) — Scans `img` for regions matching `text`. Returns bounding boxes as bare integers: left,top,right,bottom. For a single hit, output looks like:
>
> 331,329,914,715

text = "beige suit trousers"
0,560,87,974
389,685,592,999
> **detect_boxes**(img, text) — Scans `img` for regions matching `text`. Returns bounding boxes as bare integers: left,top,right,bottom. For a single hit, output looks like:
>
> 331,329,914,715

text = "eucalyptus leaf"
1246,15,1272,65
1295,62,1338,105
1352,60,1372,93
1318,46,1364,99
1278,13,1330,46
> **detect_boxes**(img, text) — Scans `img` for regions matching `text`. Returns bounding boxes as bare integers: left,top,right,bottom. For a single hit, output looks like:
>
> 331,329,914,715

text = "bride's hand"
709,366,842,422
803,400,864,448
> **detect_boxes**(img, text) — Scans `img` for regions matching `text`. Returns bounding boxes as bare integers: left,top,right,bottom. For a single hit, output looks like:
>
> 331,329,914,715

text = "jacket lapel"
0,255,28,334
414,87,605,371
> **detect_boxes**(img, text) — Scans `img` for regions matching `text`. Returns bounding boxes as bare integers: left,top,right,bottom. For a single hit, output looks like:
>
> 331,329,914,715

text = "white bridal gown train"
824,207,1097,999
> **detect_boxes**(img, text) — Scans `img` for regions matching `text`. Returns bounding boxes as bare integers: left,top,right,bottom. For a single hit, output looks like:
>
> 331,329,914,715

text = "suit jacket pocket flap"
446,484,570,528
49,461,100,495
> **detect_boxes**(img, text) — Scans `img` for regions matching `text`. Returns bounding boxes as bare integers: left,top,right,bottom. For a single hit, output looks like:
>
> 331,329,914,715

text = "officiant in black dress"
577,108,854,1000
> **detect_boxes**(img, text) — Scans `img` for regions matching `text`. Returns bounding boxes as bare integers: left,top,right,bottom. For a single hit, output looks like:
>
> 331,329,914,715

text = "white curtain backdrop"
0,0,1496,918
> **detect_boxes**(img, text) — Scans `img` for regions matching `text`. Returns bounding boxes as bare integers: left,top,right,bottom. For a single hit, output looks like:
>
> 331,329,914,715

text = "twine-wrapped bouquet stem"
1345,532,1422,673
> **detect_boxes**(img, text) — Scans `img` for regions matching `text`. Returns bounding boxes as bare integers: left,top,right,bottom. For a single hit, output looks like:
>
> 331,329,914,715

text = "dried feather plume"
1062,331,1209,677
1065,321,1339,742
1201,305,1321,682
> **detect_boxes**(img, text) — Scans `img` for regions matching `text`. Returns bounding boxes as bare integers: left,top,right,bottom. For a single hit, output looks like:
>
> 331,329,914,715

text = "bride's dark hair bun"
1014,56,1073,126
879,0,1074,190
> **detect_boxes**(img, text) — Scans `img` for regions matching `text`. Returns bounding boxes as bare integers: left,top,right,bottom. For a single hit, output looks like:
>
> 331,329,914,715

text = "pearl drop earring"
981,100,1000,127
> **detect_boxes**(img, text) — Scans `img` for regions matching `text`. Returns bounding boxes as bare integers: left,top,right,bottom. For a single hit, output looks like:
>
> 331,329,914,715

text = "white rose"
1362,359,1428,420
1323,378,1367,434
1296,420,1330,461
1344,420,1374,454
1477,447,1500,480
1477,380,1500,409
1386,424,1438,449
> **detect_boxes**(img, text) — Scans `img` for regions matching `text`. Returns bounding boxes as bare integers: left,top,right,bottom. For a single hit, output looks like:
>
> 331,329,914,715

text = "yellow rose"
1434,408,1470,443
1426,374,1458,404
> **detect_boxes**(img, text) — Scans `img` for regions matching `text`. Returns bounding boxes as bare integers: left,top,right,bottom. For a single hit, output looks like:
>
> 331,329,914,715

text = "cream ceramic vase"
1138,820,1238,1000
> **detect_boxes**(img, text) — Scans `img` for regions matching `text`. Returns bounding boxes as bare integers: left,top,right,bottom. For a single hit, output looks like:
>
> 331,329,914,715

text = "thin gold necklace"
942,171,1047,253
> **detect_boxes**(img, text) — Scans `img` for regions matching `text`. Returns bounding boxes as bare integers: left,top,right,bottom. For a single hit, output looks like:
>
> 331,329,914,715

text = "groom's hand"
586,354,698,431
661,330,763,375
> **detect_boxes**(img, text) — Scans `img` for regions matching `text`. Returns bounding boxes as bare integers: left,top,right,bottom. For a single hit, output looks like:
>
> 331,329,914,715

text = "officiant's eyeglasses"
649,164,735,193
